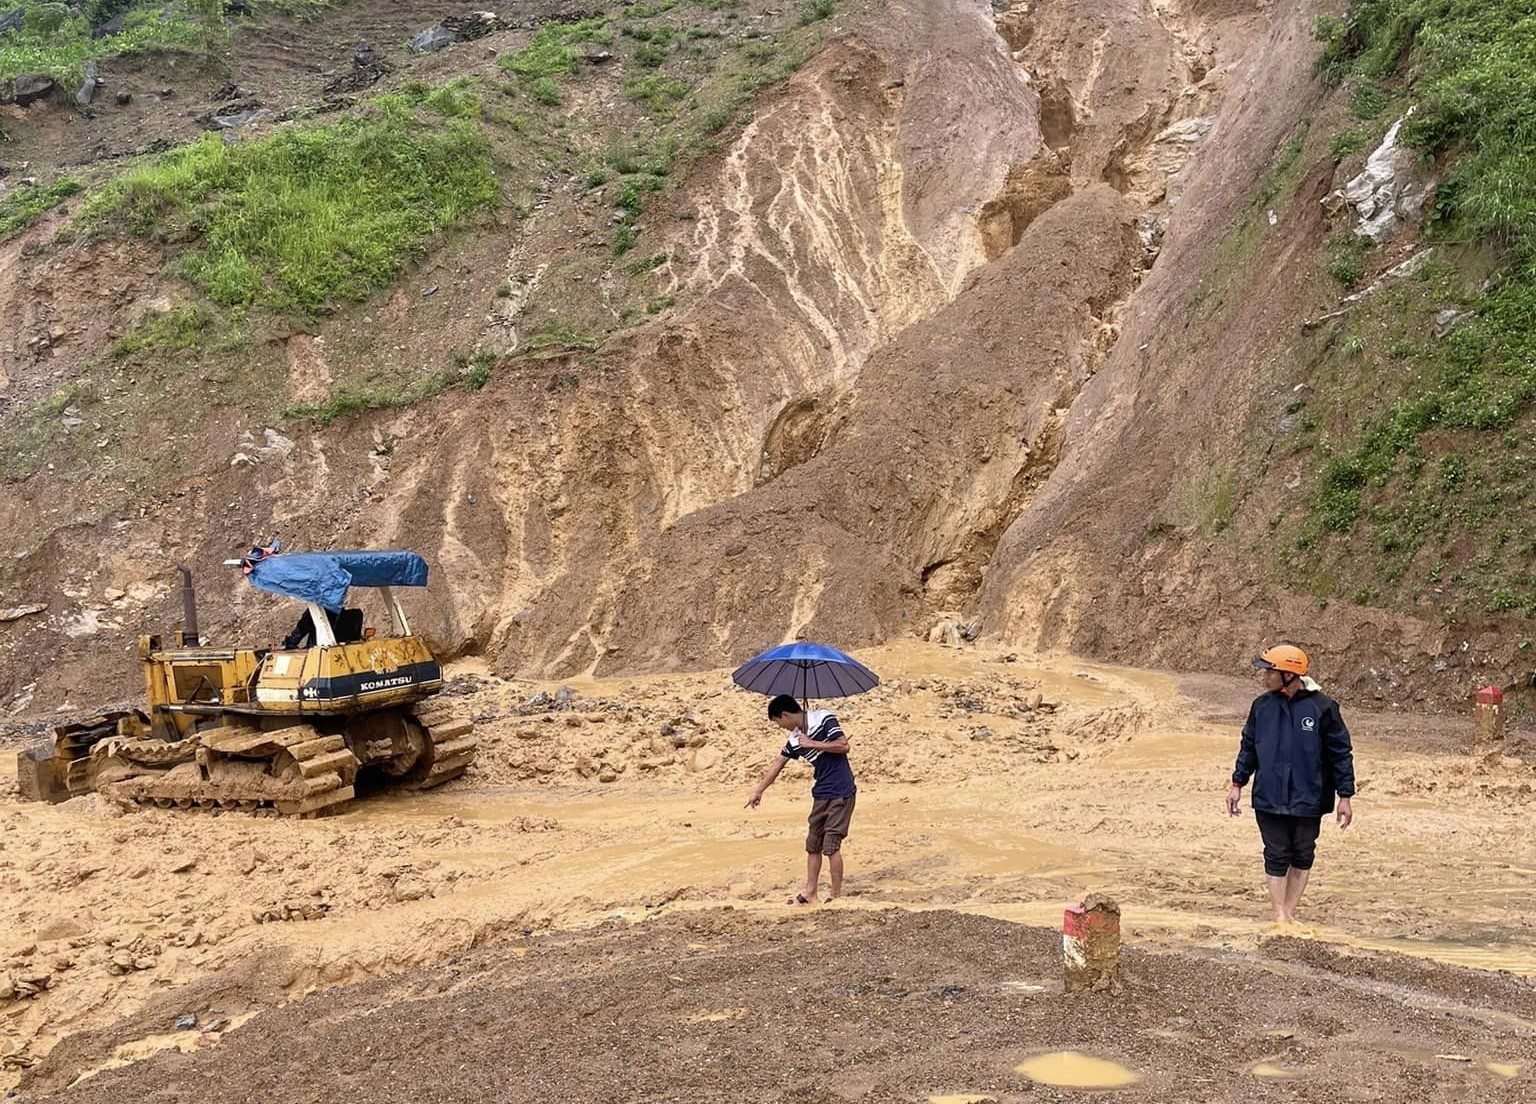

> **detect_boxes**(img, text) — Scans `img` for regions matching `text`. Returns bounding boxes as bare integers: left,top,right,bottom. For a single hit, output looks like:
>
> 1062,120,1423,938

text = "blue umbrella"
731,642,880,707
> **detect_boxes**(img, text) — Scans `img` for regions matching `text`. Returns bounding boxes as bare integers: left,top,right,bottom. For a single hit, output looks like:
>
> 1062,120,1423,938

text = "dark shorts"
806,793,856,855
1255,811,1323,877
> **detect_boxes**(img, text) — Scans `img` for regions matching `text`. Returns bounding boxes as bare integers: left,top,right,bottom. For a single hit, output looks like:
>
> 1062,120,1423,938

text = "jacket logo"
1302,716,1317,731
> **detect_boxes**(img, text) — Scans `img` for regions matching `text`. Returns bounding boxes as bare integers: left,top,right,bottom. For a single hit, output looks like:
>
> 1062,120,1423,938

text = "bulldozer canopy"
245,551,429,611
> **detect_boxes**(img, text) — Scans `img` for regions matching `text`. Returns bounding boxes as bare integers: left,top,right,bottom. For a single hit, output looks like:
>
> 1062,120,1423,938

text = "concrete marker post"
1474,685,1504,750
1063,893,1122,994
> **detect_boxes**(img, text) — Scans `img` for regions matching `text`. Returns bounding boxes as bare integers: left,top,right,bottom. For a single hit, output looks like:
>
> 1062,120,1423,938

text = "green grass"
798,0,835,25
526,324,602,351
282,370,456,426
384,78,482,120
457,349,497,391
1302,0,1536,562
0,178,81,241
624,73,691,116
498,17,613,78
1324,233,1368,287
529,76,562,105
85,100,498,315
0,2,207,86
108,305,209,358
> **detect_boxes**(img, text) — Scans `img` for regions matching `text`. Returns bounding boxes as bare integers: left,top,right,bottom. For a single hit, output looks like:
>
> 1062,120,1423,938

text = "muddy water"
1250,1062,1297,1079
1015,1051,1140,1088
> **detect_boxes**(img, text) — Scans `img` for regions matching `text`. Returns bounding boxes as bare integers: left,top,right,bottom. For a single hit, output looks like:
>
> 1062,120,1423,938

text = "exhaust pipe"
177,564,200,645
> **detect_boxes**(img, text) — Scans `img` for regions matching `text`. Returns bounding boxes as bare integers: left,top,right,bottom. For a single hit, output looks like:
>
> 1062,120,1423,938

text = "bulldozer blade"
15,738,70,804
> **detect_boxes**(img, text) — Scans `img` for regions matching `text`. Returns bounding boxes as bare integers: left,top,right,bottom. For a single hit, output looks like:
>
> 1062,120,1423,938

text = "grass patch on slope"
84,99,498,314
0,2,210,86
1294,0,1536,614
0,178,81,241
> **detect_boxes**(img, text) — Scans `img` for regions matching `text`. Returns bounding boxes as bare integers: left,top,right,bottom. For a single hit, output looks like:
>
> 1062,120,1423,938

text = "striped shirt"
780,709,856,799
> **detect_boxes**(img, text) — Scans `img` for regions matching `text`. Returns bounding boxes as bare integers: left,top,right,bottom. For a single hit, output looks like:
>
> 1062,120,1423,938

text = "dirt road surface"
4,643,1534,1097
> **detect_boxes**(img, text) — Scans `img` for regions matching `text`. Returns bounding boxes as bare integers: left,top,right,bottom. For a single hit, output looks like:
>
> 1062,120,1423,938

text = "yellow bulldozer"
14,547,476,816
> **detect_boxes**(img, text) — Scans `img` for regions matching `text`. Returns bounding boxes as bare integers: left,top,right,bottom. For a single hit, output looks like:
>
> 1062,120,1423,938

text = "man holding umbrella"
734,643,878,905
746,694,857,905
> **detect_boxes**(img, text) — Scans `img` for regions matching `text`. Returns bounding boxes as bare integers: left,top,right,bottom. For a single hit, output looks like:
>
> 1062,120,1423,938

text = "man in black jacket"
1227,644,1356,924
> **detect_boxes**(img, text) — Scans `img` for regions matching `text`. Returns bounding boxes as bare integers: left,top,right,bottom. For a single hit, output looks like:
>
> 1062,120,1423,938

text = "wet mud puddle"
1015,1051,1140,1089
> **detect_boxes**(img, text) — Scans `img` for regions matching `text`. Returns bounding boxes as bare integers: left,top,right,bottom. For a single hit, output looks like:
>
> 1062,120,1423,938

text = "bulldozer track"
101,723,359,818
90,706,475,816
409,705,478,789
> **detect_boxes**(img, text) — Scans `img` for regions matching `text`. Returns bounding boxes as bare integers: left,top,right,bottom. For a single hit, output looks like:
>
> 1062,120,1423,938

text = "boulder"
90,10,128,37
1344,112,1435,244
211,107,269,130
12,74,56,107
0,8,23,35
408,25,454,54
75,62,100,108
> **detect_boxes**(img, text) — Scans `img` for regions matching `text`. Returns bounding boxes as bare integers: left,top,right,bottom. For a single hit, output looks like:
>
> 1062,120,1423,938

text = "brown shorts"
806,793,856,855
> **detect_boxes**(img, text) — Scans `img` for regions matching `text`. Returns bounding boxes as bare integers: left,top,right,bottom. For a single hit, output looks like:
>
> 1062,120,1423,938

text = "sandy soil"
3,641,1534,1095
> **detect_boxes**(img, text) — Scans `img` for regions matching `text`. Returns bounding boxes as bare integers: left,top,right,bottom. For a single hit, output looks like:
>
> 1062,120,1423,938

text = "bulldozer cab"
147,549,445,723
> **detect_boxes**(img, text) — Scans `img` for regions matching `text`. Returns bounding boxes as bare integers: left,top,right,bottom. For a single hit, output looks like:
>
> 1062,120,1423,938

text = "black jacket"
1233,688,1356,817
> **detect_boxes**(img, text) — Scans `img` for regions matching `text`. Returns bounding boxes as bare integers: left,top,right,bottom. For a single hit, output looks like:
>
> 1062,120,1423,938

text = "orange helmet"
1253,645,1309,676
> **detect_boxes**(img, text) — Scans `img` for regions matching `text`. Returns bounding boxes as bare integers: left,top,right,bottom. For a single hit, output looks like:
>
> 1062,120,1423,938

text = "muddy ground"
3,642,1535,1096
28,911,1536,1102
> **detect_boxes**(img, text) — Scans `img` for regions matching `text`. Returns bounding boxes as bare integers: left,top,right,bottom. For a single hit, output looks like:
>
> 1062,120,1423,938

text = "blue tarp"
246,551,429,611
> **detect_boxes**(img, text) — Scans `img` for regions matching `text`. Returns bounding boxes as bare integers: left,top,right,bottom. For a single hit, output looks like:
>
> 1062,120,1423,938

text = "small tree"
191,0,229,59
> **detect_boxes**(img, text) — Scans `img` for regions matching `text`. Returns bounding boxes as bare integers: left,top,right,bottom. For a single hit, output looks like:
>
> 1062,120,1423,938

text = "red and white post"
1063,894,1123,994
1474,685,1504,749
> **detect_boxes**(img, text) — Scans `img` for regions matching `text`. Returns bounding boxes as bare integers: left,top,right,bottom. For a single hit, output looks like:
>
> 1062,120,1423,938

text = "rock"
0,604,46,623
583,49,613,64
133,956,156,971
12,74,55,107
168,855,196,874
1434,308,1474,338
211,108,269,130
0,8,22,35
686,733,708,749
598,767,619,783
17,972,50,990
173,1012,197,1031
76,63,100,108
353,38,378,68
408,25,454,54
693,746,722,771
115,91,132,106
392,875,430,902
108,951,135,974
441,12,506,40
91,10,128,37
1344,112,1435,244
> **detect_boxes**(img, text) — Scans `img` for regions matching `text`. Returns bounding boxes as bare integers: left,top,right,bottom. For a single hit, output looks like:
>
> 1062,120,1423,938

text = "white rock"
1344,112,1435,244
